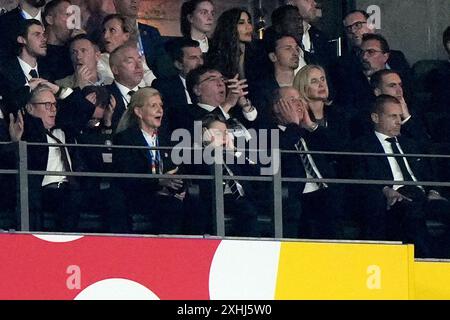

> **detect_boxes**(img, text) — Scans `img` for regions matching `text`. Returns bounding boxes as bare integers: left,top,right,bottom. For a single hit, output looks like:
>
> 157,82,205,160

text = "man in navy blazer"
152,38,204,113
0,0,46,64
112,0,175,78
350,95,450,257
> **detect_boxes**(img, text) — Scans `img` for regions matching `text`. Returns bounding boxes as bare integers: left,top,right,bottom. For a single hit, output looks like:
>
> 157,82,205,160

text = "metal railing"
1,140,449,237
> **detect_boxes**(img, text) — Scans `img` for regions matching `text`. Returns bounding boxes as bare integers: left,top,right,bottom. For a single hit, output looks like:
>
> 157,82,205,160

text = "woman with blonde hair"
98,14,156,86
293,64,350,151
112,87,185,234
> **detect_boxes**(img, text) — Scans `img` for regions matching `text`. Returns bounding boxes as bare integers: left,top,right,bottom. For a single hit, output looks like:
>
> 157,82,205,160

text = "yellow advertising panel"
276,241,414,300
415,260,450,299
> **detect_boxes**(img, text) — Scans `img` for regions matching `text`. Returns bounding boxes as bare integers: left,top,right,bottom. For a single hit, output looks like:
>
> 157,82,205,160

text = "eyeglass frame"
198,75,227,85
344,21,367,33
30,101,57,110
358,48,386,57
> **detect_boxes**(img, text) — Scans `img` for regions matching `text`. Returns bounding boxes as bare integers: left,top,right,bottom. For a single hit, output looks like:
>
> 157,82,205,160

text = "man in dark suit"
331,11,411,107
271,86,342,239
185,112,259,236
173,65,258,138
350,95,450,257
371,69,430,146
104,44,145,130
292,0,336,68
251,32,301,128
39,0,77,81
152,38,204,112
0,0,46,64
112,0,175,78
0,19,52,113
9,84,85,232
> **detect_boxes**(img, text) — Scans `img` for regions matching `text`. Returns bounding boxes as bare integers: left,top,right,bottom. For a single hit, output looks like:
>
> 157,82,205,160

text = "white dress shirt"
197,103,257,122
179,75,192,104
193,35,209,53
302,21,312,52
17,57,38,84
21,9,42,22
375,131,419,190
42,129,72,186
97,52,156,86
114,81,140,107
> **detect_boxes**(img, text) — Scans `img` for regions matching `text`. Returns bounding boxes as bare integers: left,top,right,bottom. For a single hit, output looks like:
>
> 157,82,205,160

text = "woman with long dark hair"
180,0,215,53
207,7,269,82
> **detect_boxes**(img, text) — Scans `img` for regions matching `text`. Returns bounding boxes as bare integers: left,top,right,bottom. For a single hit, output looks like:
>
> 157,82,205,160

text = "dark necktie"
46,129,74,183
295,138,326,189
128,90,136,97
385,137,414,181
29,69,38,79
223,163,245,200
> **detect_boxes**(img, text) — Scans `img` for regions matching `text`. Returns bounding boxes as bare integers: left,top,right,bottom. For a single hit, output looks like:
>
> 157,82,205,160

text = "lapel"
129,126,153,164
370,133,395,180
108,83,127,125
4,57,28,88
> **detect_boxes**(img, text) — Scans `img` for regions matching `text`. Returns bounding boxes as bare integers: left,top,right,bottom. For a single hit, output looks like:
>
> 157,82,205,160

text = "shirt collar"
303,21,311,33
197,103,216,112
375,130,396,144
115,81,140,98
17,56,37,80
21,8,42,22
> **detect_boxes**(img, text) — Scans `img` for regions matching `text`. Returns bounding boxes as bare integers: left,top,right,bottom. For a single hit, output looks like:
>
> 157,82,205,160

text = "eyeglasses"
31,101,57,110
344,21,367,33
358,48,385,57
198,76,226,85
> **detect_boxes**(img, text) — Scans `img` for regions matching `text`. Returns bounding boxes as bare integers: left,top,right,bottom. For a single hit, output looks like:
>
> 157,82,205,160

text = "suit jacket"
331,49,411,111
112,126,174,213
0,8,24,64
152,75,189,111
0,56,53,114
138,23,177,78
351,133,434,200
307,25,336,68
104,82,127,130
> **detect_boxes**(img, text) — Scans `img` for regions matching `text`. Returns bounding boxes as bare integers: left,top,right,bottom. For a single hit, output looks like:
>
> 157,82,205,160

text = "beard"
29,0,47,8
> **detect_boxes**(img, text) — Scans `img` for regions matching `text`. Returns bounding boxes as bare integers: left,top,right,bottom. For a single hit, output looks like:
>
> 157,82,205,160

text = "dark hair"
208,7,252,78
16,19,43,55
371,94,401,114
370,69,400,90
263,30,298,55
180,0,214,38
43,0,72,27
201,112,227,129
443,26,450,53
271,5,298,27
68,33,99,51
362,33,390,53
82,85,110,109
186,65,219,103
343,9,370,23
165,37,200,63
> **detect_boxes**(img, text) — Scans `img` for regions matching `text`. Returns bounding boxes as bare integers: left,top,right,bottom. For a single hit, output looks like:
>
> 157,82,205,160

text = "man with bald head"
105,44,144,129
271,86,342,239
113,0,174,78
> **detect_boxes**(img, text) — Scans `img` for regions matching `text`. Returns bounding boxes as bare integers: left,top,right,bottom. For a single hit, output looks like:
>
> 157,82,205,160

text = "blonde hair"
293,64,332,105
116,87,161,133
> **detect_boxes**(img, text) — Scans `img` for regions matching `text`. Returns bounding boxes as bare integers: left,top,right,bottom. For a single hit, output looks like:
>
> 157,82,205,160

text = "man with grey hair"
112,0,175,78
105,44,145,129
9,84,84,231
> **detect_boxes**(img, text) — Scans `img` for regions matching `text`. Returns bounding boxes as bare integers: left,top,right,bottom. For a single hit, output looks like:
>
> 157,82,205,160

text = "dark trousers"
363,185,431,258
224,195,259,237
299,186,342,240
39,183,82,232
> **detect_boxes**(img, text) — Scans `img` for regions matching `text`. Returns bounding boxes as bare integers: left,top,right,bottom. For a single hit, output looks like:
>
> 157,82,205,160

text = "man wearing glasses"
9,84,83,232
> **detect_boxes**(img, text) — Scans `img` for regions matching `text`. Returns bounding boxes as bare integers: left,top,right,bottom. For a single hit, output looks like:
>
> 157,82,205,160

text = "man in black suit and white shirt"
152,38,204,112
104,44,145,130
0,0,45,64
350,95,450,257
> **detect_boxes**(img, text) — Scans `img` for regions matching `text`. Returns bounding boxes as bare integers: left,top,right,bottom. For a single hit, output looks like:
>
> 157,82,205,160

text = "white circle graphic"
32,234,84,242
209,240,281,300
74,278,160,300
